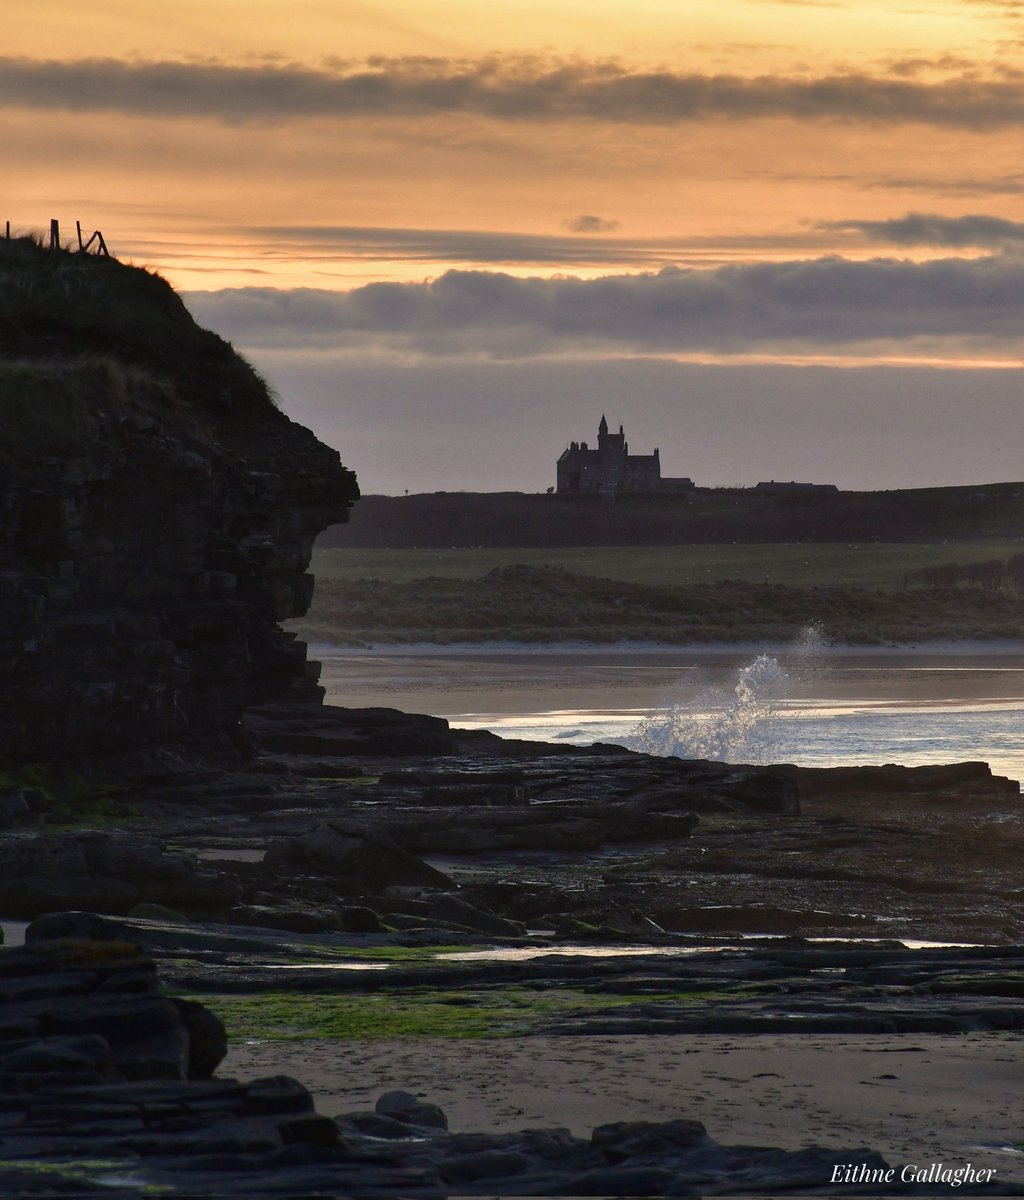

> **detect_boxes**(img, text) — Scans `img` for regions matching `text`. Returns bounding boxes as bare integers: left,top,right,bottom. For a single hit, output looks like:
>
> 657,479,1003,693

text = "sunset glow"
8,1,1024,491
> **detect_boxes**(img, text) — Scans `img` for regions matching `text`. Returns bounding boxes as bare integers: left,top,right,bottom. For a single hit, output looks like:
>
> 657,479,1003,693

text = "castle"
556,416,692,494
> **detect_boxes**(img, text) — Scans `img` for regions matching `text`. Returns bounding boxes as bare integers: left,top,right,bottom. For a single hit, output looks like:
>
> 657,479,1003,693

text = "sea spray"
631,653,790,762
630,625,835,762
791,621,834,660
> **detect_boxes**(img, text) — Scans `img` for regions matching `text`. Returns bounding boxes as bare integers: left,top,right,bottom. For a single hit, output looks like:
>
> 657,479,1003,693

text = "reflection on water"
437,938,985,963
263,962,389,971
463,700,1024,781
319,643,1024,781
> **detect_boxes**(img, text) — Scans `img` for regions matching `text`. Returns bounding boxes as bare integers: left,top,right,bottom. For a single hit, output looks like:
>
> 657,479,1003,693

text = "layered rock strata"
0,238,356,766
3,925,1020,1193
0,929,927,1197
2,705,1019,941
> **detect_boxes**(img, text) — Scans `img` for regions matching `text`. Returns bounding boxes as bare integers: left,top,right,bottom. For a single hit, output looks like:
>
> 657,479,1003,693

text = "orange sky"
6,1,1024,490
8,0,1024,288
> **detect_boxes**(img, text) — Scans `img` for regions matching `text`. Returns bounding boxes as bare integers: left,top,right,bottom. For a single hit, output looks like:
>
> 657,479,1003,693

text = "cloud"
823,212,1024,246
870,172,1024,196
239,222,822,267
185,252,1024,359
249,223,652,265
564,214,620,233
3,54,1024,129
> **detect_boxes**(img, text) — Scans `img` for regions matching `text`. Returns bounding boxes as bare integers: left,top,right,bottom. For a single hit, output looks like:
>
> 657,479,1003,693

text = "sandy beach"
224,1032,1024,1182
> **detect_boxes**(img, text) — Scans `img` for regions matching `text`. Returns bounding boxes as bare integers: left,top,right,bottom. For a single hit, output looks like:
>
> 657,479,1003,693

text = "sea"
315,634,1024,786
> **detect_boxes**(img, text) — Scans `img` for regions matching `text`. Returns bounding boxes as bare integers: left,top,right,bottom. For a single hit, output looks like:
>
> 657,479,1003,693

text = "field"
318,486,1024,549
289,541,1024,646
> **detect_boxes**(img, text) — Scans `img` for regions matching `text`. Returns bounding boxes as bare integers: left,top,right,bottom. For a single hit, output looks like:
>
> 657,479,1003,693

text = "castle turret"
556,417,668,494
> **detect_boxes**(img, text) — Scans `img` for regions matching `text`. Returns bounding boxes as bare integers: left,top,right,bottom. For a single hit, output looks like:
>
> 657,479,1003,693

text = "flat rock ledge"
0,933,1017,1196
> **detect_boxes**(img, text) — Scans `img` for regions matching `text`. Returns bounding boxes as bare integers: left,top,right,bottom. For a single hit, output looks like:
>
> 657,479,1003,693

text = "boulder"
375,1089,449,1131
0,791,33,829
0,875,139,918
170,996,228,1080
340,906,385,933
246,705,457,758
145,872,245,916
592,1118,709,1163
716,771,800,814
0,833,238,918
428,894,526,938
224,904,342,934
654,905,871,936
25,911,134,943
264,824,454,892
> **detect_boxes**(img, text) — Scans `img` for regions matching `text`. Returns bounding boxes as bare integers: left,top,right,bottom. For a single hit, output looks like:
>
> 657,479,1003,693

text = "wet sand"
315,644,1024,721
224,1032,1024,1180
314,644,1024,779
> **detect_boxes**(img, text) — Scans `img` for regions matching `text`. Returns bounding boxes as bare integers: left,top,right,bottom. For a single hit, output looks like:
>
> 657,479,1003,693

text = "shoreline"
309,637,1024,658
311,640,1024,780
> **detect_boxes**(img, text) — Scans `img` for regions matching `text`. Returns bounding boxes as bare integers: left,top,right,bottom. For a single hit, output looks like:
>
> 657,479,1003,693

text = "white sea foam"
630,652,789,762
628,624,835,763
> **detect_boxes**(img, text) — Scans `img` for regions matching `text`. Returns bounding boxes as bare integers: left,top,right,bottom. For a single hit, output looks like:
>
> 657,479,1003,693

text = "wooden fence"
3,218,110,256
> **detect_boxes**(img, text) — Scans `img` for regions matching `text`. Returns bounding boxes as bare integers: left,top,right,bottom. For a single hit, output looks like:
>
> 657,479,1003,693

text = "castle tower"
556,417,667,493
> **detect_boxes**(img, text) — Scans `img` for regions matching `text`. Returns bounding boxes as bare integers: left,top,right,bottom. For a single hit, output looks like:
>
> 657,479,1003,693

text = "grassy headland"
0,234,275,422
319,486,1024,549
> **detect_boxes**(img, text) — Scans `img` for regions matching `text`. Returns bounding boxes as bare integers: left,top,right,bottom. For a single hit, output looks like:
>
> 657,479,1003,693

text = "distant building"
755,481,839,495
556,416,692,494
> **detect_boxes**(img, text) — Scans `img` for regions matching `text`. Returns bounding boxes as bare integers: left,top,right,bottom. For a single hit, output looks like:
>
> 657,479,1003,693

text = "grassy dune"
291,544,1024,646
309,542,1024,590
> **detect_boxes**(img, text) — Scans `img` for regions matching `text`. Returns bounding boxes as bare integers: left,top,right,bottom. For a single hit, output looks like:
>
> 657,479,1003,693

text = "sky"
6,0,1024,494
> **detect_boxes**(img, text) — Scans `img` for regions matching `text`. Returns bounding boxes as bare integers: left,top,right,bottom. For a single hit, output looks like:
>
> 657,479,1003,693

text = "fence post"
76,221,84,251
49,219,59,250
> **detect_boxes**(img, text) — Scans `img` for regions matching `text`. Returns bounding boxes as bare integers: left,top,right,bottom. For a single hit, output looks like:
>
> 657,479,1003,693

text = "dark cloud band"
185,253,1024,357
2,55,1024,129
240,223,829,266
823,212,1024,247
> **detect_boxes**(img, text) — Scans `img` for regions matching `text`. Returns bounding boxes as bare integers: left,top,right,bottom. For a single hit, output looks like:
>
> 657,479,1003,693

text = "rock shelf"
5,931,1017,1196
2,705,1023,1193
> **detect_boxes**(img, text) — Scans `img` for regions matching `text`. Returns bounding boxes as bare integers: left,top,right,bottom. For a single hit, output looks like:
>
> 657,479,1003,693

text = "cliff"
0,236,358,769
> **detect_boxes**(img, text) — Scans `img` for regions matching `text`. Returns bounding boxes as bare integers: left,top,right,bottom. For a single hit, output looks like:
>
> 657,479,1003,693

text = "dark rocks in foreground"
34,908,1024,1040
246,703,458,759
0,830,243,920
2,704,1020,944
1,931,1010,1197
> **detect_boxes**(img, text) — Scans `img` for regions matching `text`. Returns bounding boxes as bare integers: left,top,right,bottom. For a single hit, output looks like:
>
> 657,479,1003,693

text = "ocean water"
317,640,1024,784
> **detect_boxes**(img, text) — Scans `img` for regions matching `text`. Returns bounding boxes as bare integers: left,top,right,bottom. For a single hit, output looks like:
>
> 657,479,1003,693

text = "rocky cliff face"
0,237,357,768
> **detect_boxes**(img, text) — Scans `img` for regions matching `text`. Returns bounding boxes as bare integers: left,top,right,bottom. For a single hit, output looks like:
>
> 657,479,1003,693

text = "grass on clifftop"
0,235,277,426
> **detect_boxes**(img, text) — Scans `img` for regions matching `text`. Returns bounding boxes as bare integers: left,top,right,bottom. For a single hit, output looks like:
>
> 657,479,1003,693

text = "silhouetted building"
557,416,691,493
755,480,839,495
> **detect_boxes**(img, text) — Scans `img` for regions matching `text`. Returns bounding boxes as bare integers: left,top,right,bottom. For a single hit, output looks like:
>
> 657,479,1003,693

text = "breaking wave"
630,625,833,763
